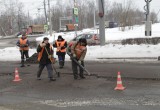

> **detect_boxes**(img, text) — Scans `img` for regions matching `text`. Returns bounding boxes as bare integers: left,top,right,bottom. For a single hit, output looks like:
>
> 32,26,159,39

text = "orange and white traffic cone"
13,68,21,82
114,72,125,90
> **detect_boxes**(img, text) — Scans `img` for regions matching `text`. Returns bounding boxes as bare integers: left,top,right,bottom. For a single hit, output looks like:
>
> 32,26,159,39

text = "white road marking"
34,97,160,107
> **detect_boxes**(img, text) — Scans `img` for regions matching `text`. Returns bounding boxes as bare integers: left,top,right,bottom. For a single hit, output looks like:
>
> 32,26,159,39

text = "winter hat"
79,38,87,46
58,35,63,39
43,37,49,41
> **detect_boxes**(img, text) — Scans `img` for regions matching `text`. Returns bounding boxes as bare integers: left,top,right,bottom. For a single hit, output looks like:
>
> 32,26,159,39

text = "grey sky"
21,0,160,19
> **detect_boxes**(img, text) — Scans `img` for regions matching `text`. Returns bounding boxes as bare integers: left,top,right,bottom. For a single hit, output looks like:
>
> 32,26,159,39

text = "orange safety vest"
37,45,53,62
74,43,86,59
19,38,29,50
56,40,66,52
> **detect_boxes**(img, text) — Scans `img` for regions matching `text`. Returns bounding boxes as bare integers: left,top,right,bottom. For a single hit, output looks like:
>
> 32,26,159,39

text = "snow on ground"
0,47,36,61
36,23,160,43
0,44,159,61
0,23,160,61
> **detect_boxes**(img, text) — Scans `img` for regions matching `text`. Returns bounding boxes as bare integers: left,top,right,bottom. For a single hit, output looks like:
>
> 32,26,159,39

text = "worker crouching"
67,38,87,80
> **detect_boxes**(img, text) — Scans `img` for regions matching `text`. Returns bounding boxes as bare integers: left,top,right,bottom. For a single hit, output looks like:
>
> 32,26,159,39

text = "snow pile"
85,44,160,60
36,23,160,43
0,44,159,61
0,23,160,61
0,47,36,61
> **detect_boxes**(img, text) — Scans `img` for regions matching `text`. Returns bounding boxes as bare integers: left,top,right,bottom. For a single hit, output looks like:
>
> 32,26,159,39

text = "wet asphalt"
1,37,160,110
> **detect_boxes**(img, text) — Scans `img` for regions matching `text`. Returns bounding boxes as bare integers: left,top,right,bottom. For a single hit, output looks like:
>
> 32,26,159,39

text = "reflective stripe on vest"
56,40,66,52
37,45,53,62
74,43,86,59
19,38,29,50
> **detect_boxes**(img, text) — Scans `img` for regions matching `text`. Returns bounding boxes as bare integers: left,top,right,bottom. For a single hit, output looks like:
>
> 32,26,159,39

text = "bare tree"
0,0,28,36
150,11,158,23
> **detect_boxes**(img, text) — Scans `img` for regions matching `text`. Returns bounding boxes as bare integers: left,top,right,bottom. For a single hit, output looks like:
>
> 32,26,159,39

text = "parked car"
69,33,100,46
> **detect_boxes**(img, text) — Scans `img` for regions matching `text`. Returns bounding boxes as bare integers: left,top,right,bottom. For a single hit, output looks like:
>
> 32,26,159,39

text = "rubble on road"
26,53,38,64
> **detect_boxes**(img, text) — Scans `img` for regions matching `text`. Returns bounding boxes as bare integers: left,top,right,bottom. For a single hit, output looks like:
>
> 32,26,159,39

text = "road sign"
73,8,78,15
44,25,48,30
75,16,79,23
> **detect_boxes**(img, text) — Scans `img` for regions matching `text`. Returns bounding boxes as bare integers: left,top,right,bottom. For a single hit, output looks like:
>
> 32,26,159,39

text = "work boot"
62,61,64,66
59,61,63,69
21,60,25,67
74,77,78,80
50,78,56,81
80,73,85,79
37,77,41,80
59,66,63,69
80,76,86,79
20,64,25,67
74,74,79,80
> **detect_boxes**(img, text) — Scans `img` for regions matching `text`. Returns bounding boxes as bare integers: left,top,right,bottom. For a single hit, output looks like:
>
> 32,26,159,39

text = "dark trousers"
58,54,65,67
20,50,29,65
72,59,84,79
37,63,54,78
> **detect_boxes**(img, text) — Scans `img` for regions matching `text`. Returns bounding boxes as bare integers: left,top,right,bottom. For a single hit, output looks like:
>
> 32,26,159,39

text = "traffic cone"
114,72,125,90
13,68,21,82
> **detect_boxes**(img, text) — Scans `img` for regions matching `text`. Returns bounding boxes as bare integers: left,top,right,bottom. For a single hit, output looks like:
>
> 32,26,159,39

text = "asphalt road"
1,37,160,110
0,61,160,110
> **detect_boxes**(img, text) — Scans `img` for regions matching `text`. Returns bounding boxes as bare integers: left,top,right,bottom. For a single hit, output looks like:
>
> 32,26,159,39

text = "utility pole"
73,0,78,37
98,0,105,46
94,8,96,28
28,11,30,26
44,0,48,24
144,0,152,36
93,1,96,28
48,0,52,37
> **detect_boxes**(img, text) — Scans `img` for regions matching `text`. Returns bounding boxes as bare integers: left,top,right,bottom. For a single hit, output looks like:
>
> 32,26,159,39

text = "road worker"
53,35,67,69
37,37,56,81
67,38,87,79
16,31,29,67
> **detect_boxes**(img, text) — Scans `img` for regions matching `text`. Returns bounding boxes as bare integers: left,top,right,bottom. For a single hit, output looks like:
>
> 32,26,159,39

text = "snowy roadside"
0,23,160,62
36,23,160,43
0,44,159,62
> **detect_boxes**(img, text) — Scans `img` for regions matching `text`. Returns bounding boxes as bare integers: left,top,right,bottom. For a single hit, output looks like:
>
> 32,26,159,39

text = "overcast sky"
20,0,160,19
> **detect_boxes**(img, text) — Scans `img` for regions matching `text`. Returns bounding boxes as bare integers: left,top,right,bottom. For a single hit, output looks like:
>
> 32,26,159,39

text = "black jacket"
37,43,53,64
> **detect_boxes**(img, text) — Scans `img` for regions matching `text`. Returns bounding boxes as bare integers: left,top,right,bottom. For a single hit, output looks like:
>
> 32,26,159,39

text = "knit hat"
58,35,62,39
43,37,49,41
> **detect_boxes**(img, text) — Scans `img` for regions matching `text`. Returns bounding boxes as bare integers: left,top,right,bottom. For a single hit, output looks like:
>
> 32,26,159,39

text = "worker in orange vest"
37,37,56,81
16,31,29,67
67,38,87,80
53,35,67,69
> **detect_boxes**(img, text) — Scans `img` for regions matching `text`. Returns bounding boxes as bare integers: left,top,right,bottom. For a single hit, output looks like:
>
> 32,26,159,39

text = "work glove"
73,54,76,58
20,44,25,48
40,43,46,47
61,46,65,50
24,44,28,47
78,60,81,64
48,55,52,59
